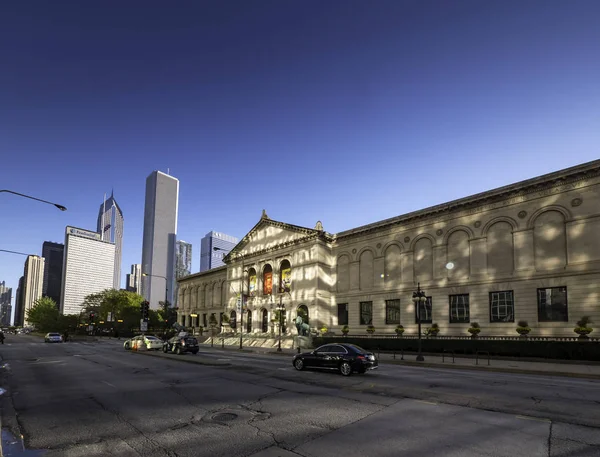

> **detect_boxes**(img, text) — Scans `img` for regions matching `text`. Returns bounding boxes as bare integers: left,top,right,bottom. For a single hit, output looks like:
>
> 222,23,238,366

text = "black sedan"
292,343,378,376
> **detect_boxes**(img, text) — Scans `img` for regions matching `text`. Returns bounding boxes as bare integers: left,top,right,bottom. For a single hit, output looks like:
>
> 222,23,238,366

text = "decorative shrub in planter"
366,325,376,334
341,325,350,336
395,324,405,336
574,316,594,339
426,323,440,337
516,320,531,337
468,322,481,338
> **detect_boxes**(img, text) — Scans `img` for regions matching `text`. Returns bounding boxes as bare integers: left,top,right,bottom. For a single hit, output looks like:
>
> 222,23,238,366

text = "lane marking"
217,359,231,361
416,400,438,406
102,381,116,388
516,415,551,423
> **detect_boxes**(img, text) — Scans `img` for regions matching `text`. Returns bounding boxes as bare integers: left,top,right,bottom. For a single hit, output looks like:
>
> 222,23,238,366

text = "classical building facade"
177,160,600,337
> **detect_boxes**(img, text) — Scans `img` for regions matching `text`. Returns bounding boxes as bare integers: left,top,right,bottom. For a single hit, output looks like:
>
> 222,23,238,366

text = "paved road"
0,335,598,456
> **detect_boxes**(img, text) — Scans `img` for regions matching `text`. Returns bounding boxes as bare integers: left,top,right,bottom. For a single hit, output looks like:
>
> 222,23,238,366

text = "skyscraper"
97,191,124,289
23,255,45,326
61,226,115,316
200,231,238,272
141,171,179,309
42,241,64,308
126,264,142,294
174,241,192,306
14,276,24,327
0,281,12,326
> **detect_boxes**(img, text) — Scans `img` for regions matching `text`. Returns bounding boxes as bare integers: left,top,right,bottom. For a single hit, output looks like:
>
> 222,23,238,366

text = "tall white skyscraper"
126,264,142,294
61,226,115,316
97,191,124,289
23,255,45,326
141,171,179,309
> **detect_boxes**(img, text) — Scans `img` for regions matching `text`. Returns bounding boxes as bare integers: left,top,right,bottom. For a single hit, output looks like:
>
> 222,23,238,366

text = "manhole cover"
212,413,238,422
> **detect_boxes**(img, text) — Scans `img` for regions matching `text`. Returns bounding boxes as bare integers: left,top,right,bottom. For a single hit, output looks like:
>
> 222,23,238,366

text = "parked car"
44,333,63,343
123,335,164,351
292,343,378,376
163,334,199,355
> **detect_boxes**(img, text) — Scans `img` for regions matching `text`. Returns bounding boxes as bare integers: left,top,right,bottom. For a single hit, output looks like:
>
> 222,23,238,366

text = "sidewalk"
198,343,600,380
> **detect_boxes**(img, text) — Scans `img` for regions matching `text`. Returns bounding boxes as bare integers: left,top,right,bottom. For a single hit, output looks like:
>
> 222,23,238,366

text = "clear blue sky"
1,1,599,314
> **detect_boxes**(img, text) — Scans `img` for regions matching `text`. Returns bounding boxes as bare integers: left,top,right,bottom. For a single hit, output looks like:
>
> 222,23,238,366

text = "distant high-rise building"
174,241,192,306
14,276,25,327
126,264,142,294
0,281,12,326
23,255,45,326
97,191,124,289
175,241,192,278
61,226,115,316
200,231,238,272
42,241,64,308
141,171,179,309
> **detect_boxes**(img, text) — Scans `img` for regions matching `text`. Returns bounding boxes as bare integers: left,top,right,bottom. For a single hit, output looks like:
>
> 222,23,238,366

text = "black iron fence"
312,335,600,361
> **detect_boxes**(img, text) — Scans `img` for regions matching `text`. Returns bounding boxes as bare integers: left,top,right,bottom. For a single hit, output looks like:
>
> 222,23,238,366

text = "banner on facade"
263,272,272,295
281,267,291,292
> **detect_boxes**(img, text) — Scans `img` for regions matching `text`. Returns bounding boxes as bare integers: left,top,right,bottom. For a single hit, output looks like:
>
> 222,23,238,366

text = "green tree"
26,297,59,332
158,300,178,329
81,289,145,328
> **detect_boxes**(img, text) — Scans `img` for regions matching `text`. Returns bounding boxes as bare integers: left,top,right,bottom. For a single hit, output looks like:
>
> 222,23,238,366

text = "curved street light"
1,190,67,211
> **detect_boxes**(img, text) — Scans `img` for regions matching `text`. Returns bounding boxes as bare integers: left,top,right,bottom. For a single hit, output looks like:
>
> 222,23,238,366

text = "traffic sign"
140,321,148,332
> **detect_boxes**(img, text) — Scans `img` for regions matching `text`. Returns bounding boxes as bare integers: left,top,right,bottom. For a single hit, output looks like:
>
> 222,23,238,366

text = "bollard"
221,338,224,349
297,347,301,354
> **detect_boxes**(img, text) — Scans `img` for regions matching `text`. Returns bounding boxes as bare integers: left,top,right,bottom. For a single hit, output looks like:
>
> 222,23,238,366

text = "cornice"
228,232,334,263
335,161,600,242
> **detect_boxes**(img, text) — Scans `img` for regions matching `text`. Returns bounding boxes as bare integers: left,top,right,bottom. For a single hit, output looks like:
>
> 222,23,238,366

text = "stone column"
433,245,447,279
469,238,487,277
401,252,414,284
514,229,535,272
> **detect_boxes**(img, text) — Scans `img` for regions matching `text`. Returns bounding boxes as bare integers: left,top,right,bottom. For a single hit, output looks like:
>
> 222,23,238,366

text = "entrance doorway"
246,310,252,333
261,309,269,333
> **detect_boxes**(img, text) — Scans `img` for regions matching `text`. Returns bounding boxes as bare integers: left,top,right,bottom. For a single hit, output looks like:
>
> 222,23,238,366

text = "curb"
384,359,600,380
130,350,231,366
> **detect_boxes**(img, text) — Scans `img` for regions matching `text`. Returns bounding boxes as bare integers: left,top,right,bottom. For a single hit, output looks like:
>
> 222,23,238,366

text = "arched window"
246,310,252,333
297,304,309,325
534,210,567,270
230,310,237,329
263,264,273,295
337,255,350,292
247,268,257,296
261,308,269,332
279,260,291,293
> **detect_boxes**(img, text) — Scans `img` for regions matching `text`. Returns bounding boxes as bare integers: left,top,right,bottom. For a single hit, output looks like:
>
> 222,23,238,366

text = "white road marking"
416,400,438,406
102,381,116,388
516,415,551,422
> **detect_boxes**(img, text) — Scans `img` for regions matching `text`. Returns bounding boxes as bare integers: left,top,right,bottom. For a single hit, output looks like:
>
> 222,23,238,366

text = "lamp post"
1,189,67,211
142,272,168,307
276,297,286,352
412,282,427,362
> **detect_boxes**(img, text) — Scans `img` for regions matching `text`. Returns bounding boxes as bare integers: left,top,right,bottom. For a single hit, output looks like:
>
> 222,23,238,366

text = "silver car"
44,333,63,343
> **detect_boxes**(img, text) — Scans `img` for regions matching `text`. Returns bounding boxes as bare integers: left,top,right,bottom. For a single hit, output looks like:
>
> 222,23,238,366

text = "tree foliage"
81,289,145,328
26,297,77,333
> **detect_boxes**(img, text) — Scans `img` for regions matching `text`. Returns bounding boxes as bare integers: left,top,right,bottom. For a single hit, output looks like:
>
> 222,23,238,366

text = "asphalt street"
0,334,599,456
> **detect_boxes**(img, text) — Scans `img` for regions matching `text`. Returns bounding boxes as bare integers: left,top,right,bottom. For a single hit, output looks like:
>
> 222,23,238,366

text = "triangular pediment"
225,215,326,261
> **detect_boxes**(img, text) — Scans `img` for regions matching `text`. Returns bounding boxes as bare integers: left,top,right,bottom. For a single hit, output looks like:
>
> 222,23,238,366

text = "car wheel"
192,350,198,355
339,361,352,376
294,358,305,371
176,346,183,355
124,343,130,350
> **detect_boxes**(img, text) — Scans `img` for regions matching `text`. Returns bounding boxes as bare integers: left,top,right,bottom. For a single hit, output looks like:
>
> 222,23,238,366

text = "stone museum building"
177,160,600,337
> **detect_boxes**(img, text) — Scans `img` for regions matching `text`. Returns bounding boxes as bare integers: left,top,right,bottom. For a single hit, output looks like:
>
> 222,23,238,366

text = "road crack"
88,395,180,457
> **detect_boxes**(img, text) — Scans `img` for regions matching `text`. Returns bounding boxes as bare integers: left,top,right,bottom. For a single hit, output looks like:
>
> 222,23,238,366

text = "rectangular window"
337,303,348,325
449,294,470,323
537,287,568,322
489,291,514,322
415,297,433,324
202,313,207,327
359,301,373,325
385,299,401,324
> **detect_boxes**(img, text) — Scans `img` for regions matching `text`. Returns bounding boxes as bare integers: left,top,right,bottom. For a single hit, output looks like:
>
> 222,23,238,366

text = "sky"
1,1,599,317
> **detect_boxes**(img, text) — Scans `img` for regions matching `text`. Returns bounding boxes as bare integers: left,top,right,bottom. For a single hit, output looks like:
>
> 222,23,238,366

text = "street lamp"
1,189,67,211
412,282,427,362
276,299,286,352
142,272,168,308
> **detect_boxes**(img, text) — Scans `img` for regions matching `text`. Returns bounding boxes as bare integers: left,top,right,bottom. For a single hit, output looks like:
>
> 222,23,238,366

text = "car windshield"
145,336,159,340
48,333,61,337
345,344,368,353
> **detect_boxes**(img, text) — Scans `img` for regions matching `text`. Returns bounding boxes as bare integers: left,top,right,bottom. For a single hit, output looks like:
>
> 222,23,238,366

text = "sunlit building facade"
177,160,600,337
